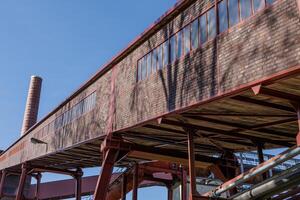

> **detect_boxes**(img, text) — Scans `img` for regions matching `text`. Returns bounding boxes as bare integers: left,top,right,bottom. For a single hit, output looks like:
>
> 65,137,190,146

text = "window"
138,60,142,81
191,19,199,50
152,49,157,73
200,14,207,44
218,0,229,33
170,35,176,63
266,0,275,5
228,0,239,27
183,25,191,54
207,8,216,39
163,40,169,66
177,30,183,58
240,0,252,20
147,52,152,75
157,45,163,70
253,0,265,11
141,57,147,79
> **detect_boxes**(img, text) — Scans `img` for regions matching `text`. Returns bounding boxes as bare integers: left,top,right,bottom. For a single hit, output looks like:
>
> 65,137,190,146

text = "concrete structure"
0,0,300,199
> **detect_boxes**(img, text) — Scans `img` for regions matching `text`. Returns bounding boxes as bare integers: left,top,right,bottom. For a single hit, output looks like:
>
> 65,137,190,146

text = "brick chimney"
21,75,42,136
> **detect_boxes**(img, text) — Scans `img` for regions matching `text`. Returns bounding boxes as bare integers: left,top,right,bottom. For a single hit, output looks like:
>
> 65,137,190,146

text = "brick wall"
114,0,300,130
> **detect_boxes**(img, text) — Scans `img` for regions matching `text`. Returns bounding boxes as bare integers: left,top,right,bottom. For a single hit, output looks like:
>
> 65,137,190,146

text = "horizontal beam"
252,85,300,102
232,96,295,113
161,119,294,147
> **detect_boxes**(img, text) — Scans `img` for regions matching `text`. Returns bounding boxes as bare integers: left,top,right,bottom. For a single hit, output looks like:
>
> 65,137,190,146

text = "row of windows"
137,0,276,81
35,92,97,138
53,92,97,130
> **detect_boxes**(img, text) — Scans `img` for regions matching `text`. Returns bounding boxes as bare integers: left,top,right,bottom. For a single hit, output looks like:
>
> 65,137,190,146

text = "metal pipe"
21,75,42,136
212,146,300,197
231,164,300,200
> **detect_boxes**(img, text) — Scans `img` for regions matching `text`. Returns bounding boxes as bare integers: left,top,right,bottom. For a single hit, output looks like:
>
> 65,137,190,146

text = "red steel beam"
74,168,83,200
35,173,42,200
187,129,198,199
94,148,119,200
161,119,293,147
0,170,6,198
121,174,127,200
181,168,187,200
132,164,139,200
16,164,28,200
252,85,300,102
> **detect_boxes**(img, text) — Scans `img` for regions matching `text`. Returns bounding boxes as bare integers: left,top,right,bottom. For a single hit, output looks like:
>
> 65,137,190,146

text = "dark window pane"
152,50,157,72
157,45,163,70
170,35,176,63
191,19,199,50
253,0,265,12
147,52,152,75
228,0,239,27
218,0,229,33
207,8,216,39
183,25,191,54
177,31,183,58
138,60,142,81
163,40,169,66
266,0,275,5
141,57,147,79
240,0,252,20
200,14,207,44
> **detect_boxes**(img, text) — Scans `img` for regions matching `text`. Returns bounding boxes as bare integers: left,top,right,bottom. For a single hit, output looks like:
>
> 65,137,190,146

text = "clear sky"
0,0,177,199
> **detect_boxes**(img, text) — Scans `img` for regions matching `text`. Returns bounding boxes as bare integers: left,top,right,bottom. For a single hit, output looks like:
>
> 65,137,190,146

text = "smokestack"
21,75,42,136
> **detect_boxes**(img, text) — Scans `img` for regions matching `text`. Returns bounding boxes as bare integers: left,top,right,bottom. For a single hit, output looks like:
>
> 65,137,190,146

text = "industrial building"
0,0,300,199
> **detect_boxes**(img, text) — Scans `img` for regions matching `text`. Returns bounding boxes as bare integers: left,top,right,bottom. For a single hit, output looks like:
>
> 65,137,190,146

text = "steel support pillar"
0,170,6,198
75,168,83,200
187,129,198,199
121,174,127,200
132,164,139,200
167,185,173,200
257,142,267,180
180,167,187,200
16,164,29,200
94,148,120,200
296,104,300,146
34,173,42,200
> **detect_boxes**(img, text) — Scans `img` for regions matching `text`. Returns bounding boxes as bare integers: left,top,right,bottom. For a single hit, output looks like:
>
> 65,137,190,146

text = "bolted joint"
101,137,132,153
72,168,83,179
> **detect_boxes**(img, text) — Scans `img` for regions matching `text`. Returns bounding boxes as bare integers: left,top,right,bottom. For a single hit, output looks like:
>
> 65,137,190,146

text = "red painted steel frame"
132,164,139,200
94,148,119,200
35,173,41,200
16,164,28,200
75,168,83,200
0,170,6,198
187,129,199,199
181,168,187,200
121,174,127,200
296,104,300,146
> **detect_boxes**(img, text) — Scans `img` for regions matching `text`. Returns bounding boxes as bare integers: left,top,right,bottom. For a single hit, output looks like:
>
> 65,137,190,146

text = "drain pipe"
212,146,300,197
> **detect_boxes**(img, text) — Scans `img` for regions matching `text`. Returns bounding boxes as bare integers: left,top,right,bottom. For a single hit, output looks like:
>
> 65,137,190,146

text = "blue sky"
0,0,177,199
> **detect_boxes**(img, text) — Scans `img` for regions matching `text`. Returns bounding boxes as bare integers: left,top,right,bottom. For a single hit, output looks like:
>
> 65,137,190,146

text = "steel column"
167,185,173,200
94,148,119,200
257,142,267,180
0,170,6,198
121,174,127,200
132,164,139,200
296,104,300,146
35,173,42,200
187,129,198,199
75,168,83,200
16,164,28,200
181,167,187,200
